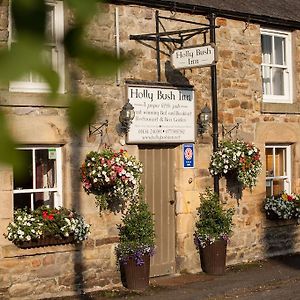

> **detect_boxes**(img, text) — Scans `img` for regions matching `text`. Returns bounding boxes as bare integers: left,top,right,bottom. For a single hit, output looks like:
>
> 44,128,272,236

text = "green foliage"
194,188,234,248
68,97,97,132
0,1,126,168
115,199,155,265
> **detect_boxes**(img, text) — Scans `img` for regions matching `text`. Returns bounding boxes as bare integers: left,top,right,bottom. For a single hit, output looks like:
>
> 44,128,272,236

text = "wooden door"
139,146,176,277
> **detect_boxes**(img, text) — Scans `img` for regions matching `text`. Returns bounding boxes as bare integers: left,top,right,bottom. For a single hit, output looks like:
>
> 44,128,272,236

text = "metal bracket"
129,11,219,81
88,120,108,137
221,123,240,139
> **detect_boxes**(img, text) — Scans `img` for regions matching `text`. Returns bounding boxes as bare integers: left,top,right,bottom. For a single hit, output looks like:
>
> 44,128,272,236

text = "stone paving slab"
46,253,300,300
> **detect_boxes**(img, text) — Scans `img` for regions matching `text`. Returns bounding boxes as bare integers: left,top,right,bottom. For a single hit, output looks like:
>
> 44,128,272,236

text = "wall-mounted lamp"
119,102,135,134
197,104,211,136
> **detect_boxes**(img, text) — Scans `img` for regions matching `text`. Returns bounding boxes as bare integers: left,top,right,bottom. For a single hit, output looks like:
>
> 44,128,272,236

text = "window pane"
272,67,284,95
261,35,272,64
273,179,286,196
13,150,33,189
275,148,286,176
266,179,272,197
35,191,56,208
46,6,55,43
262,66,271,95
14,193,31,210
35,149,57,189
265,148,273,177
274,36,285,65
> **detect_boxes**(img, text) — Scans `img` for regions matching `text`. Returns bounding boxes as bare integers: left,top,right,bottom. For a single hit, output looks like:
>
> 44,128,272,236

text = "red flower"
48,214,54,220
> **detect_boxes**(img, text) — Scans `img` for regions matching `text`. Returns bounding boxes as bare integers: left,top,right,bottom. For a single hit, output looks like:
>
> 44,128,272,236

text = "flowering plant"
209,139,262,190
80,148,143,212
264,193,300,220
115,199,155,266
194,188,234,249
4,206,90,245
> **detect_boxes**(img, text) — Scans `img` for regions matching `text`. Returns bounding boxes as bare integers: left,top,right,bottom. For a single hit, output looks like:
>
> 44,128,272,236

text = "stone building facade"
1,0,300,298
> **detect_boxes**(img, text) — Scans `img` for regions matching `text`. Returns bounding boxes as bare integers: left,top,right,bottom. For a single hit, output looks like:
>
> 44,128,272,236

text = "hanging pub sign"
126,84,195,144
171,44,217,70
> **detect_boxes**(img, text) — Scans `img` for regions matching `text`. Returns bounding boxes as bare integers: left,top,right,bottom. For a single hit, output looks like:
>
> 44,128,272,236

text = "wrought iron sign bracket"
221,123,240,139
129,11,219,81
89,120,109,137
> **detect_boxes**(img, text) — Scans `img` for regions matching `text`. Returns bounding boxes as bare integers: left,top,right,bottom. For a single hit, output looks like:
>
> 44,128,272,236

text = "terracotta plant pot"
120,254,150,290
200,239,227,275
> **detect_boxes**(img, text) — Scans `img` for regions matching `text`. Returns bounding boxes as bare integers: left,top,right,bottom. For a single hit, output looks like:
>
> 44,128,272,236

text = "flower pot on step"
200,239,227,275
120,254,150,290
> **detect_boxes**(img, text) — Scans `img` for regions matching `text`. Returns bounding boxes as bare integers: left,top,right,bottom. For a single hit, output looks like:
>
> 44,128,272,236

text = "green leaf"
68,97,97,132
0,36,44,83
35,64,60,97
0,111,25,174
64,27,125,77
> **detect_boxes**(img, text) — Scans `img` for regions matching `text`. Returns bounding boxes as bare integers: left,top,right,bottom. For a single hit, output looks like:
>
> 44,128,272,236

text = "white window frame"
13,146,63,210
8,1,65,93
265,144,291,196
261,28,293,103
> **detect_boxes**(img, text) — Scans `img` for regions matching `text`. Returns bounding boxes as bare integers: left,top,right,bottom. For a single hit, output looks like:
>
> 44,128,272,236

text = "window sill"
2,241,79,258
261,102,300,114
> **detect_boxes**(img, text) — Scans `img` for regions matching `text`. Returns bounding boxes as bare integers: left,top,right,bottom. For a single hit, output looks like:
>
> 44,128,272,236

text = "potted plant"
209,139,262,190
4,206,90,248
194,188,234,275
264,193,300,220
115,198,155,290
80,148,143,213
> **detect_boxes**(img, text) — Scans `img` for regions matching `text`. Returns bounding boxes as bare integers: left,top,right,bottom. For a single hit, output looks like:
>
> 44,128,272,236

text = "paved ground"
49,253,300,300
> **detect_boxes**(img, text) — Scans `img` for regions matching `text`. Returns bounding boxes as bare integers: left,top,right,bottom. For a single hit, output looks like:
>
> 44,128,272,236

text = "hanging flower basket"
4,206,90,248
209,139,262,190
80,148,143,212
264,193,300,220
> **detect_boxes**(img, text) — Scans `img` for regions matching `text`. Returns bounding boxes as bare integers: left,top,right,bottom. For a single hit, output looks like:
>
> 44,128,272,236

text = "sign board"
183,143,194,168
127,84,195,144
48,148,56,160
171,44,216,69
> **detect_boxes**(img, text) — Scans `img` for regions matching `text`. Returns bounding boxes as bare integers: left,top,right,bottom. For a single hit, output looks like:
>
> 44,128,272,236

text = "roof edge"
110,0,300,30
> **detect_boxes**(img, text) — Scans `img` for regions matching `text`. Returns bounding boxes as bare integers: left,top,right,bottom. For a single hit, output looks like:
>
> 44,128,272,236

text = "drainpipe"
115,6,121,86
208,13,219,195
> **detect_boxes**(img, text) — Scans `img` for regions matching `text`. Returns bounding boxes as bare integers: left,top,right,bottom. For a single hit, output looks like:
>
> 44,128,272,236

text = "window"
261,28,292,103
265,145,291,197
9,1,65,93
13,147,62,210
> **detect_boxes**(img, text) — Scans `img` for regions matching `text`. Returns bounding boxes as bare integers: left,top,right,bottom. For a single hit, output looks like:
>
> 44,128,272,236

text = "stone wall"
1,1,300,298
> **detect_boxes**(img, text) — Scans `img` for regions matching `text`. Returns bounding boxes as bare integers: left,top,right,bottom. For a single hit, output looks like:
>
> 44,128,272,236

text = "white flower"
26,235,31,241
91,157,95,161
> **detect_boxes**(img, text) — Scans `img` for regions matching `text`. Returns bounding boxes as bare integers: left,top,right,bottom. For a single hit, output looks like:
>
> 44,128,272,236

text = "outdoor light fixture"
197,104,211,136
119,102,135,134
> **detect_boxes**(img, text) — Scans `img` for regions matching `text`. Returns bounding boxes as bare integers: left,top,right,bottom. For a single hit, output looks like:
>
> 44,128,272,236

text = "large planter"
199,239,227,275
120,254,150,290
15,236,75,249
